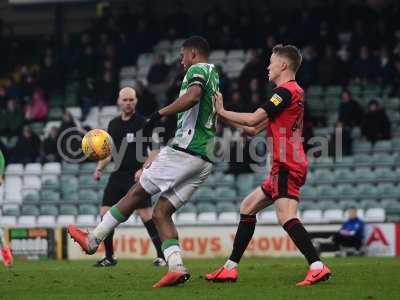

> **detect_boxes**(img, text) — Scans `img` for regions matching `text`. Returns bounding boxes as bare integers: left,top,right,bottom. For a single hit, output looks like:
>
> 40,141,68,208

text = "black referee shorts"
102,172,152,208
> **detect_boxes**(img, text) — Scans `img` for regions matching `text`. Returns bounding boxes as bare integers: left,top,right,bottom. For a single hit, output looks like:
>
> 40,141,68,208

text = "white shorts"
139,146,212,209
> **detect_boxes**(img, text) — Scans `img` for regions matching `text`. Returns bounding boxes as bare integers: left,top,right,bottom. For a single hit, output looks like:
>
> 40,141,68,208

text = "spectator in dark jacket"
42,126,60,162
338,89,363,128
361,99,391,143
13,125,41,164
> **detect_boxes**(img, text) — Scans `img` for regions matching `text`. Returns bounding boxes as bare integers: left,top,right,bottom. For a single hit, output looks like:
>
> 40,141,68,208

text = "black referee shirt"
107,113,151,174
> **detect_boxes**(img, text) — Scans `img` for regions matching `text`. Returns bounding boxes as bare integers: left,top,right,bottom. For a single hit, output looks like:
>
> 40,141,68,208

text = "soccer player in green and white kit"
68,36,219,287
0,149,13,268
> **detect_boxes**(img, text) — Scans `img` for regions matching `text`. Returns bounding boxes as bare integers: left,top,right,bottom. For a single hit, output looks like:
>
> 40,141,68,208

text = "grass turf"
1,257,399,300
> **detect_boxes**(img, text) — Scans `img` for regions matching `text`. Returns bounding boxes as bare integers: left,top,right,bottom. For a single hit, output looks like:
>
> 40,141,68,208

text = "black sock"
104,229,115,260
229,214,257,263
283,218,320,265
143,219,164,259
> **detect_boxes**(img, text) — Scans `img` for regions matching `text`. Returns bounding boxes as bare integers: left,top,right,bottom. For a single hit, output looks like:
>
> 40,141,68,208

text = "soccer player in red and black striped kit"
206,44,331,286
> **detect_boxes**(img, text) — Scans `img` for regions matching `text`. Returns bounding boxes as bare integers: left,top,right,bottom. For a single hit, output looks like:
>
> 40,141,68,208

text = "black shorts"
102,172,152,208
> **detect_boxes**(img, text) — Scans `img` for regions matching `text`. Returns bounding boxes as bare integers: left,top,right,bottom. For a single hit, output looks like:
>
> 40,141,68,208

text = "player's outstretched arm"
219,116,268,137
214,92,267,127
159,85,202,117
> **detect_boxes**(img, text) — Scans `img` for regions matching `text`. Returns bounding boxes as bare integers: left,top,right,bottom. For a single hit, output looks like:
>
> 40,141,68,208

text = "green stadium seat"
78,175,98,189
192,187,214,202
48,108,63,121
307,98,325,114
218,174,235,187
196,202,215,213
337,184,359,198
236,173,255,196
377,184,400,198
339,201,359,210
79,190,98,203
353,154,372,166
49,94,65,107
60,176,79,193
23,192,40,203
360,200,382,210
40,205,58,216
21,205,40,216
80,163,97,173
59,204,78,215
348,84,361,95
385,98,400,110
334,156,354,168
334,169,354,183
320,201,338,210
2,207,19,216
325,86,342,97
358,184,378,198
373,153,396,167
216,201,237,213
306,85,324,97
40,190,60,203
30,122,44,136
353,141,372,154
375,168,397,182
97,175,109,188
62,163,80,174
353,168,376,183
316,185,339,199
42,178,60,190
385,202,400,222
300,185,317,198
79,204,98,215
373,140,392,152
313,169,334,184
215,187,237,200
299,201,323,211
392,138,400,151
62,192,78,202
312,157,334,168
179,203,197,213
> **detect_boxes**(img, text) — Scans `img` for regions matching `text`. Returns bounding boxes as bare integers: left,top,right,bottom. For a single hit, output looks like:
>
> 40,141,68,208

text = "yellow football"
81,129,113,160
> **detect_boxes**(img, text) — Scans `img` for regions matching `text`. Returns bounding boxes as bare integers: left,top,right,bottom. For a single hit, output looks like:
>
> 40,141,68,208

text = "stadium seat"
2,205,19,216
4,176,22,203
353,154,373,166
23,175,42,190
385,202,400,222
37,215,56,226
300,185,317,198
375,168,397,182
59,204,78,215
192,187,214,202
373,153,397,167
333,169,354,183
23,191,40,203
60,176,79,193
67,107,82,120
323,209,344,222
79,204,98,215
258,209,278,224
364,208,386,222
78,175,98,189
80,162,97,173
76,215,96,226
353,141,372,153
42,178,60,190
176,203,197,224
337,184,359,198
42,162,61,175
360,199,382,209
373,140,392,152
215,187,237,201
5,163,24,175
306,85,324,97
313,169,335,184
24,163,42,175
353,168,376,183
236,174,255,196
62,192,78,203
40,190,60,203
40,205,58,216
301,210,324,223
79,190,99,203
339,201,360,211
377,184,400,198
316,185,339,199
62,162,80,174
0,216,17,226
21,205,40,216
57,215,76,225
334,156,354,168
48,107,64,120
197,203,217,224
226,49,246,61
18,216,37,226
358,184,378,198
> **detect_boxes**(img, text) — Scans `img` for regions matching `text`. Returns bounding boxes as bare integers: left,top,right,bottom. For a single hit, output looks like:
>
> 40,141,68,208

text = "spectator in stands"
3,98,25,137
12,125,41,164
336,47,352,85
42,126,60,162
25,88,49,122
361,99,391,143
39,51,62,95
135,81,159,117
297,45,317,88
389,57,400,97
0,85,6,109
239,49,264,89
147,53,170,104
79,77,96,120
333,207,365,256
96,71,118,106
317,46,338,86
351,46,379,84
338,89,363,128
79,45,97,79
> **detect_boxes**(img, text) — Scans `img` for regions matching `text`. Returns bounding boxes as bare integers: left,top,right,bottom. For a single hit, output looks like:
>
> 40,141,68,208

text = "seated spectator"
96,71,118,106
351,46,379,84
239,49,264,89
338,89,363,128
333,207,365,256
25,88,49,122
42,126,60,162
3,98,25,137
361,99,391,143
147,53,170,105
12,125,41,164
79,77,96,120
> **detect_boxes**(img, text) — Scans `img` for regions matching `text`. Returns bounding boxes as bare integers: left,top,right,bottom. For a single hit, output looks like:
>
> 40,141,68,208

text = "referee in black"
92,87,165,267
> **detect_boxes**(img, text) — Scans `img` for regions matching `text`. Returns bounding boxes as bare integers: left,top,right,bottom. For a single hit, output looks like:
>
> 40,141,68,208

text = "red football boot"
296,265,332,286
153,271,190,288
1,246,13,268
67,225,98,255
205,266,238,282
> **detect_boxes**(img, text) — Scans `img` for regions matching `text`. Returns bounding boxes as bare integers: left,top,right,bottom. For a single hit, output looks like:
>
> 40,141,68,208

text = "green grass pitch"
1,257,399,300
